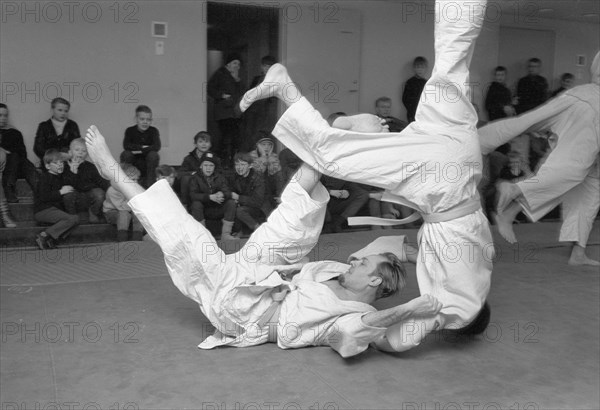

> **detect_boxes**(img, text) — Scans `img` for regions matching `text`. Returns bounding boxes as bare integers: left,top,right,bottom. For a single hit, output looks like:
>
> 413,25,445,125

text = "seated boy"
155,164,177,187
0,103,38,202
103,164,144,242
179,131,218,208
33,149,80,249
189,152,237,240
228,152,265,234
249,132,285,216
321,175,369,233
34,98,81,162
62,138,109,223
120,105,161,188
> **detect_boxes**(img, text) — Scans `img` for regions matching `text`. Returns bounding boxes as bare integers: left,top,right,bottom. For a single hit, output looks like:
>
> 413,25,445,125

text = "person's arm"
238,172,265,208
362,295,441,328
364,295,442,353
123,127,142,151
36,174,63,203
10,129,28,159
34,122,48,160
68,120,81,139
189,176,210,203
217,175,232,199
142,127,161,153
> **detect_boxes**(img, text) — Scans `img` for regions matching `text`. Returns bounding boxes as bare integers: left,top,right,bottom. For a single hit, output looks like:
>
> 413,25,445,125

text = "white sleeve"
325,313,386,358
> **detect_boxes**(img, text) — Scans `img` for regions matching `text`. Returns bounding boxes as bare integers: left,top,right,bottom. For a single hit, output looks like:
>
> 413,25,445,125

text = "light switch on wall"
155,41,164,55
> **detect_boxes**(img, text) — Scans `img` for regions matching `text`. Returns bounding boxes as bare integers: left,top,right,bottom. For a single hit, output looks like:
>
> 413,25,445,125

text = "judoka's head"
591,51,600,86
339,252,406,302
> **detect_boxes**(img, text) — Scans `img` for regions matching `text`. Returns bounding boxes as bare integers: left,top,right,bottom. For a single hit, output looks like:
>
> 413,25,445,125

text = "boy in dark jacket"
189,152,237,240
34,98,81,161
228,152,265,233
120,105,161,188
179,131,220,208
33,149,79,249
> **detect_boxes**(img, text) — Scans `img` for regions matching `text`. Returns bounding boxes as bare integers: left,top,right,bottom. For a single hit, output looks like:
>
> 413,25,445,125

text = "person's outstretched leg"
492,201,522,244
239,163,328,269
85,126,145,200
560,169,600,266
85,125,228,313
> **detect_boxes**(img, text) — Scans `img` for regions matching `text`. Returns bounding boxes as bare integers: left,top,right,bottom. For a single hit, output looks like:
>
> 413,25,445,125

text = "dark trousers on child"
34,207,79,239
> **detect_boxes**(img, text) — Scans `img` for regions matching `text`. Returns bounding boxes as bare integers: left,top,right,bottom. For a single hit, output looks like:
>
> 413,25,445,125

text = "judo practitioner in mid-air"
85,0,491,357
479,51,600,266
240,0,493,350
86,124,443,357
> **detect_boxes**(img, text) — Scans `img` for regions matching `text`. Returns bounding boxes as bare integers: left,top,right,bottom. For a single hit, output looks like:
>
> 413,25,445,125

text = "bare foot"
492,212,517,244
496,181,521,213
239,63,299,112
85,125,120,183
569,245,600,266
332,114,390,133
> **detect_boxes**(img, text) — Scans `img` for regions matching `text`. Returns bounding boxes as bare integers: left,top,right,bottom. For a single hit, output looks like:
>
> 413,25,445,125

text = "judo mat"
1,221,598,409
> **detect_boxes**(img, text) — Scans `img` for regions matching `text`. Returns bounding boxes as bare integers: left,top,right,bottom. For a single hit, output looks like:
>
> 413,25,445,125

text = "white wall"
0,1,207,165
2,0,598,165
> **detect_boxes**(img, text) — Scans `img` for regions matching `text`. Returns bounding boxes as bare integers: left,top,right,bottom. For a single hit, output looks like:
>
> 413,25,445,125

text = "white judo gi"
271,0,493,350
479,52,600,247
129,178,402,358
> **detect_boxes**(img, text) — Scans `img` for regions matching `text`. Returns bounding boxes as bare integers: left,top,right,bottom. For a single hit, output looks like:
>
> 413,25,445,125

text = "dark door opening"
207,2,279,156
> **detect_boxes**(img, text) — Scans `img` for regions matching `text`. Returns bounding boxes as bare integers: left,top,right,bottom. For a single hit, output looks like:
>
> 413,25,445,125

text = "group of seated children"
2,95,419,245
182,131,286,239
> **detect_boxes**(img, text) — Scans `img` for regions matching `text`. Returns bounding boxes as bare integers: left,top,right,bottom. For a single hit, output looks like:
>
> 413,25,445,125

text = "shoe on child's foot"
35,232,51,250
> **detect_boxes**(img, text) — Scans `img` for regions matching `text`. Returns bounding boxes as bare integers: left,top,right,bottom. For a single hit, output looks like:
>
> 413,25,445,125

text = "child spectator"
121,105,161,188
155,164,177,187
179,131,219,208
103,164,144,242
374,97,407,132
0,103,38,202
189,152,237,240
249,132,285,215
551,73,575,97
228,152,265,234
278,147,303,185
33,149,79,249
321,175,369,233
62,138,109,223
0,147,17,227
485,66,517,123
34,98,81,162
402,57,429,123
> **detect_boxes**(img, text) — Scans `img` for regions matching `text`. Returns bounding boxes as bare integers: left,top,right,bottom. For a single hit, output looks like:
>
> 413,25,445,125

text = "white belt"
348,199,481,226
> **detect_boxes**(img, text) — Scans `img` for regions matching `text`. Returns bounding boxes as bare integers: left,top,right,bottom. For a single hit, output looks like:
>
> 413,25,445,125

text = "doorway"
206,2,279,153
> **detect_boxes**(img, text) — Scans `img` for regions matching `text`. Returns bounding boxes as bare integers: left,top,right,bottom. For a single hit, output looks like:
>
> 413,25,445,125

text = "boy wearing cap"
189,151,237,240
250,132,286,216
179,131,220,209
208,53,244,167
229,152,266,234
